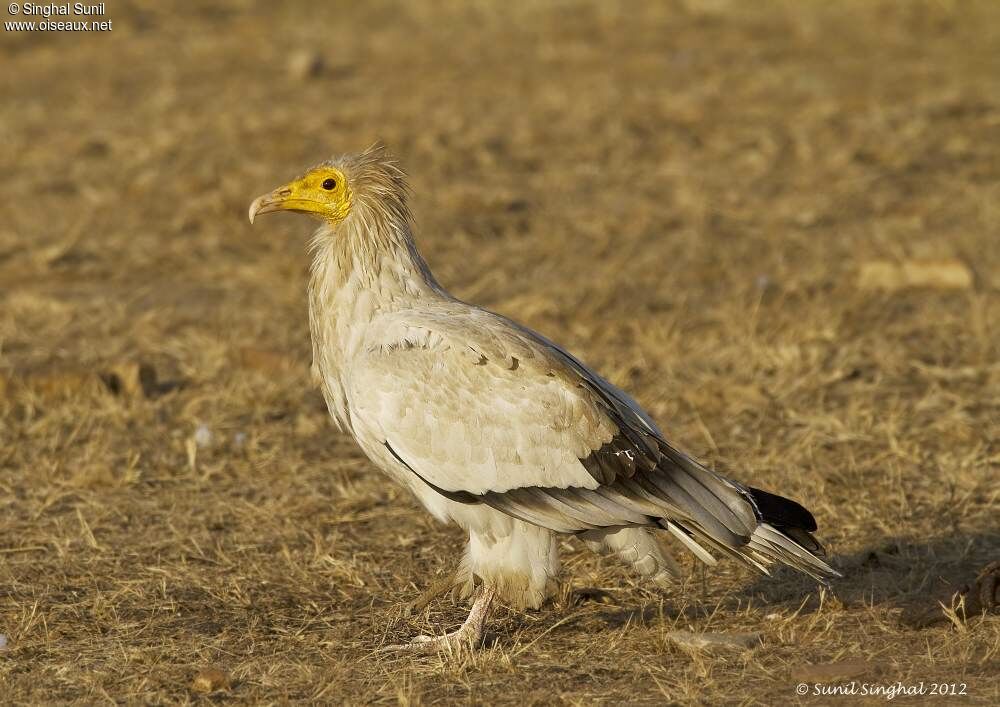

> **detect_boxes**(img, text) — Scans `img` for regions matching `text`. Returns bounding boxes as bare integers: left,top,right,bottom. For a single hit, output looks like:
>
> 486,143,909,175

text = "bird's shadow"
733,529,999,627
560,529,999,634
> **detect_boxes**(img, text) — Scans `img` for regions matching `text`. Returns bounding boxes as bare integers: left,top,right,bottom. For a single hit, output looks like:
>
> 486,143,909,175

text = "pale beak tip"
248,198,259,225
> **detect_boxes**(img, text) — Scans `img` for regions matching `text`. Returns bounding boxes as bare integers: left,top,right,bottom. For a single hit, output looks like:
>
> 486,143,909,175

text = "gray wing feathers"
572,488,651,525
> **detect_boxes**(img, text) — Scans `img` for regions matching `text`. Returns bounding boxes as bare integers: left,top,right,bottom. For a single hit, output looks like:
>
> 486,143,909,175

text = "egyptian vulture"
249,146,839,652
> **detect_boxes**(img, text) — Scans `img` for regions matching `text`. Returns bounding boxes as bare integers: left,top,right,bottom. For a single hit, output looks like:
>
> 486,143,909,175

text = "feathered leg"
581,526,681,587
380,585,496,654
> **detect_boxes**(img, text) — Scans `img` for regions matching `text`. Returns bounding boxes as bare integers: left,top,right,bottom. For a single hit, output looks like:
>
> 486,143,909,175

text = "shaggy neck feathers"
307,200,442,319
304,150,446,434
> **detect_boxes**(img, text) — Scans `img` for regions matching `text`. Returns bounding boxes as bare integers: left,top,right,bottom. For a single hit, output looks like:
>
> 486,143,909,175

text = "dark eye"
322,178,337,190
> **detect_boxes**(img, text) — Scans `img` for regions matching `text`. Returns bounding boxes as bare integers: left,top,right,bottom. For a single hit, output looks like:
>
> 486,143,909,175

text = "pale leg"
381,585,496,653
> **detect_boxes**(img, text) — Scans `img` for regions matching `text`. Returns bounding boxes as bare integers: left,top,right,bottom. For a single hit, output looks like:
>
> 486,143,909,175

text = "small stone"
795,210,819,227
858,259,973,292
194,424,213,449
294,413,320,438
26,368,103,398
287,50,325,80
191,666,230,693
972,560,999,613
573,587,615,604
238,347,296,374
102,361,158,398
665,630,762,652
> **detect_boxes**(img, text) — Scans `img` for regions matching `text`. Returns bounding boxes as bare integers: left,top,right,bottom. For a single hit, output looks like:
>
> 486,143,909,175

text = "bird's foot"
379,585,495,655
379,624,483,654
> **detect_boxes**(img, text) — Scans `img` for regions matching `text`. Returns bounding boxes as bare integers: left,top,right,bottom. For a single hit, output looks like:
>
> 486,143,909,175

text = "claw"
377,631,479,654
378,585,495,655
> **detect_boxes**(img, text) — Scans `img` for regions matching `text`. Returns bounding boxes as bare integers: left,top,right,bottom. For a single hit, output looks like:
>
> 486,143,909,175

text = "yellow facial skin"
249,166,352,224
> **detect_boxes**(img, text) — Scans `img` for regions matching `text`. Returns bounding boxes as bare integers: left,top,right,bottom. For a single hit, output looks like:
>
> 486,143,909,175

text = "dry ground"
2,0,999,704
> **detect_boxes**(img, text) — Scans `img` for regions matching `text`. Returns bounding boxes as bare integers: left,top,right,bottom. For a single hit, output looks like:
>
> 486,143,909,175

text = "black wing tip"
746,486,818,533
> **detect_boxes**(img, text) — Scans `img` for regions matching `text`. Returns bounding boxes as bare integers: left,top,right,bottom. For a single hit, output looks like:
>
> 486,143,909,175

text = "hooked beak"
248,186,293,224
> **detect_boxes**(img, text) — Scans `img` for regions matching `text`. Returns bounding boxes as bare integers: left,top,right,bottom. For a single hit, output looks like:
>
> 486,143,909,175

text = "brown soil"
2,1,998,704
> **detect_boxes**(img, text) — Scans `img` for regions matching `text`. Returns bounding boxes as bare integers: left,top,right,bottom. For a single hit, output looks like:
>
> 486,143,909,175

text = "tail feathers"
743,485,840,580
747,523,840,582
659,517,840,584
649,454,841,583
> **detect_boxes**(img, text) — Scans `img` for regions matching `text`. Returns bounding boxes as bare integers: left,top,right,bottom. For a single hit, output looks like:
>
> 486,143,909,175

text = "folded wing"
352,304,838,581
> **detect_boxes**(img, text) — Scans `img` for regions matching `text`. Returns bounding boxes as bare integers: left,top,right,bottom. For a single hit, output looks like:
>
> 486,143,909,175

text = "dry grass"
2,0,999,703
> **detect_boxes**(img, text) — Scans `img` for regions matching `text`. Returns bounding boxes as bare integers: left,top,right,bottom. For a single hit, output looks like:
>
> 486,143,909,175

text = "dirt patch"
2,1,998,703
